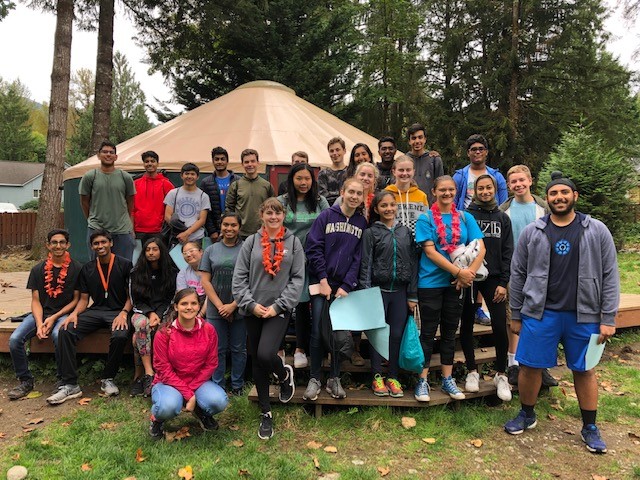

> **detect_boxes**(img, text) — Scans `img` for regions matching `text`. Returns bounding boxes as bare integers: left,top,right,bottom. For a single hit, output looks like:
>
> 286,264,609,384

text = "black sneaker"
507,365,520,386
231,387,245,397
192,405,219,431
142,374,154,397
279,364,295,403
541,368,559,387
8,379,34,400
130,378,144,397
258,412,273,440
149,416,164,440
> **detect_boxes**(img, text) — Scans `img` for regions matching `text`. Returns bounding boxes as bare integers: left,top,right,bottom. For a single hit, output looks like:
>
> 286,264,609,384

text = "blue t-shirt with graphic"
509,200,537,247
216,175,231,210
544,214,581,310
415,210,484,288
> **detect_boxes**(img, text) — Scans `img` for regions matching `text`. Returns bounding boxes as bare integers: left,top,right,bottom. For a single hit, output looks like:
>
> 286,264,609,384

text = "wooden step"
248,380,501,417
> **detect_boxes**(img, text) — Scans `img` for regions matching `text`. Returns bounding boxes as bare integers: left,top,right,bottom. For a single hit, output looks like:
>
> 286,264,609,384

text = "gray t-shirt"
199,240,244,319
164,187,211,241
464,170,478,209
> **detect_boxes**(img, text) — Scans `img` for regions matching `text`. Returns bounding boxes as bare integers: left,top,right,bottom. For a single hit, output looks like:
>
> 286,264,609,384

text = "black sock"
581,409,597,427
474,302,482,310
521,403,535,417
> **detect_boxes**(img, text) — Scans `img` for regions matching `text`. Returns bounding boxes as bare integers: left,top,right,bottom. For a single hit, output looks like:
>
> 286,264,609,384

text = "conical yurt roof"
64,80,386,180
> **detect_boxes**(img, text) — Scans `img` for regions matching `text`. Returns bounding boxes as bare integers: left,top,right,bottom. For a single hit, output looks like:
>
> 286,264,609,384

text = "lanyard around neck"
97,254,115,299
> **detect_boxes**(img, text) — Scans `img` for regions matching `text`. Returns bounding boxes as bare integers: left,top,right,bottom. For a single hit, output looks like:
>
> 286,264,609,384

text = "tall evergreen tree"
0,78,38,162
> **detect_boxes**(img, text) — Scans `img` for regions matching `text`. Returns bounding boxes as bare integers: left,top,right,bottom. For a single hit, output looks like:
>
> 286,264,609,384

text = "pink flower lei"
430,203,461,254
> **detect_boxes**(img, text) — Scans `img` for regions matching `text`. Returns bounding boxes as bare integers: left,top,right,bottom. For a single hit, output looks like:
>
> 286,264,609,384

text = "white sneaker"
293,352,308,368
465,372,480,393
494,373,512,401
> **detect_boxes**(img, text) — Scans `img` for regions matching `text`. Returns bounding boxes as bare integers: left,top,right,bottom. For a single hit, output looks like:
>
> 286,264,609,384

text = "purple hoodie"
305,204,367,293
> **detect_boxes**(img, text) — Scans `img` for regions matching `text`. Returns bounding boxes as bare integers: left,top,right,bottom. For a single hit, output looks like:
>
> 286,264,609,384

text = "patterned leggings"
131,313,153,357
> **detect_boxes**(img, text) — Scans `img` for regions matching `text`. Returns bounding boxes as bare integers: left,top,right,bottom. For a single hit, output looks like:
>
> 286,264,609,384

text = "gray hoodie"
232,227,305,316
510,213,619,326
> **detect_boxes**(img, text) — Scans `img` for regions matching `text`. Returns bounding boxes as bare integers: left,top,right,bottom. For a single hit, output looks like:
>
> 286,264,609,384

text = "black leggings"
295,301,311,352
371,289,408,379
418,287,463,367
246,314,289,414
460,276,508,373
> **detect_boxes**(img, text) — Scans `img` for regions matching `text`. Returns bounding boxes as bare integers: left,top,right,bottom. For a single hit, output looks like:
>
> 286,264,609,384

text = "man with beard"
201,146,240,241
376,137,397,187
504,172,619,455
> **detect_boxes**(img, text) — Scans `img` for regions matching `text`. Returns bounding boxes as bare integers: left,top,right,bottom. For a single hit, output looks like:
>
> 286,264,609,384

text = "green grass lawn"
619,252,640,294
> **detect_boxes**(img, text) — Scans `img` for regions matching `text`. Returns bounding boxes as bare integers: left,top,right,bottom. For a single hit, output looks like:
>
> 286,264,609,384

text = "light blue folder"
329,287,390,360
132,240,142,265
585,333,606,371
169,244,188,270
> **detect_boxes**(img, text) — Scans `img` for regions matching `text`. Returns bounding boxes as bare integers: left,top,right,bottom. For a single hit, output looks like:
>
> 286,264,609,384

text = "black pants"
460,276,508,373
246,314,289,414
295,301,311,353
58,309,130,385
418,287,463,367
371,289,408,379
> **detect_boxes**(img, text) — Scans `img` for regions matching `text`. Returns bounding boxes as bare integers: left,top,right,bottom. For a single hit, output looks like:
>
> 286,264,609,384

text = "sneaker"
504,409,537,435
293,351,308,368
303,378,322,401
372,374,389,396
279,364,295,403
192,404,219,431
51,380,64,394
130,378,143,397
474,307,491,326
541,368,559,387
326,377,346,399
8,379,34,400
465,372,480,393
231,387,245,397
385,378,404,398
414,377,430,402
441,376,466,400
507,365,520,386
494,373,512,401
581,424,607,454
101,378,120,396
149,416,164,440
351,351,365,366
142,374,154,397
258,412,273,440
46,384,82,405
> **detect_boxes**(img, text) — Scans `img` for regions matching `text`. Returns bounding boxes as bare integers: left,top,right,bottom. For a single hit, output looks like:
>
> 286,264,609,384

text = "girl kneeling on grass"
359,191,418,397
232,198,305,440
414,175,485,402
149,288,228,440
461,174,513,401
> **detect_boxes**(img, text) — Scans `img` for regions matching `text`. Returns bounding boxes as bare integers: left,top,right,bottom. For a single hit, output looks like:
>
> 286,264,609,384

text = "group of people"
7,126,619,452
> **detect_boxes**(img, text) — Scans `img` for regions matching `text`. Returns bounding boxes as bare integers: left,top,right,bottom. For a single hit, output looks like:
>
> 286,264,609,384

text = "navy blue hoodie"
305,204,368,293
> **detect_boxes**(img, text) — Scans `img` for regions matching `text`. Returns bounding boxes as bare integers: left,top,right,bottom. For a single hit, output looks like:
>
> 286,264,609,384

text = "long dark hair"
368,190,396,225
346,143,374,178
286,163,319,214
131,237,177,303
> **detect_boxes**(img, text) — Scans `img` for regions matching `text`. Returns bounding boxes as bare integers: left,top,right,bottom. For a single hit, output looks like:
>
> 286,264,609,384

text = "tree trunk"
32,0,74,259
90,0,115,153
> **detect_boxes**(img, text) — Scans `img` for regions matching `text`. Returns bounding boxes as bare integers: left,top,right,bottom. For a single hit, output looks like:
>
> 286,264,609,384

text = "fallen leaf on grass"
81,463,92,472
123,477,137,480
41,440,52,446
135,448,146,462
177,465,193,479
313,457,320,469
11,453,19,461
547,414,557,421
27,417,44,425
591,475,608,480
401,417,416,429
324,446,338,453
306,440,323,449
560,387,567,397
422,438,436,444
100,422,118,430
61,421,73,427
0,408,3,414
228,424,240,431
238,469,250,476
166,426,191,442
377,466,390,477
469,439,483,448
563,429,576,436
22,427,35,433
628,432,640,440
25,391,42,399
78,397,92,406
0,432,6,439
231,439,244,448
550,404,564,411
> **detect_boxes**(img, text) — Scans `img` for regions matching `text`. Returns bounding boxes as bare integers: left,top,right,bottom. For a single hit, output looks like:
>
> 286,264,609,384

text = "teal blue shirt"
509,200,536,247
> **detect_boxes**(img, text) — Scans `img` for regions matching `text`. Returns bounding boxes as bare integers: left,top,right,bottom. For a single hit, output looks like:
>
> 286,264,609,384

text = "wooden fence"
0,212,64,249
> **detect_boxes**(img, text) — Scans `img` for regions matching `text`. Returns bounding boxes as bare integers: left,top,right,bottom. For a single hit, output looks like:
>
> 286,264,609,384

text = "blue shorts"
516,310,599,372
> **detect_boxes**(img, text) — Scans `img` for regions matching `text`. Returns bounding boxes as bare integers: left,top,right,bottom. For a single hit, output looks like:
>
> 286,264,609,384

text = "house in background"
0,161,67,209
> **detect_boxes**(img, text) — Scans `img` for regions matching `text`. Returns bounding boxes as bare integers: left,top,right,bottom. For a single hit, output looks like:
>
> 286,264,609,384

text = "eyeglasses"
182,248,199,256
469,147,487,153
48,240,68,246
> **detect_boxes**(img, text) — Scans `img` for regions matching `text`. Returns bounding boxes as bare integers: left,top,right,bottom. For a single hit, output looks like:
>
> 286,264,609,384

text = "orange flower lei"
44,252,71,298
261,227,286,277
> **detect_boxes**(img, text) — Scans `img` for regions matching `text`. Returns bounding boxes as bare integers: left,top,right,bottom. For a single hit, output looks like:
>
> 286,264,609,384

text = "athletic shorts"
515,310,600,372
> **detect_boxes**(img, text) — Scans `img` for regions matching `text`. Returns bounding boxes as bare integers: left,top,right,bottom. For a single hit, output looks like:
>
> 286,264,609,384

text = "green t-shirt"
79,169,136,234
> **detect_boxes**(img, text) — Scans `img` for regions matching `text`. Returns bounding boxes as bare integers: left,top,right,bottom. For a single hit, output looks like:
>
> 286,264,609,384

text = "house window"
33,189,41,198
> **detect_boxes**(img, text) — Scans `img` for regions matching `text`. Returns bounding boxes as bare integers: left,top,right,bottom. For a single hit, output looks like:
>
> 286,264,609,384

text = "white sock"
508,353,519,367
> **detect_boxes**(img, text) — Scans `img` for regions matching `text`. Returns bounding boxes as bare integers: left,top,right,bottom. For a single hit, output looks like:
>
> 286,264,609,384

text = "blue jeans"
9,313,66,381
208,315,247,390
87,227,136,261
151,381,228,421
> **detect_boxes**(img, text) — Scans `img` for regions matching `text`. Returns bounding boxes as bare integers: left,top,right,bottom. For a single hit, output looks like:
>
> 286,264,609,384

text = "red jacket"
152,317,218,400
133,173,174,233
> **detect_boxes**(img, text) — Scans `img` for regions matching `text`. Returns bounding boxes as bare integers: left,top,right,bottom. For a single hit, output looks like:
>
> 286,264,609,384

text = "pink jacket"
152,317,218,400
